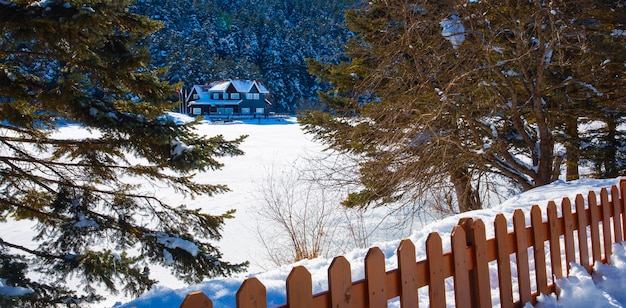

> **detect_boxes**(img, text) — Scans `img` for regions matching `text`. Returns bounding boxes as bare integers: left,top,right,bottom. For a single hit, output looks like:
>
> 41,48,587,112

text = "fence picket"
329,256,353,308
471,219,492,307
611,186,623,242
494,214,514,308
180,291,213,308
561,198,576,275
621,180,626,239
619,180,626,243
458,218,480,308
236,278,266,308
513,209,532,305
531,205,549,295
397,239,418,308
365,248,387,307
286,266,313,308
547,201,563,279
601,188,613,262
426,233,445,308
451,226,471,307
575,194,591,272
589,191,602,265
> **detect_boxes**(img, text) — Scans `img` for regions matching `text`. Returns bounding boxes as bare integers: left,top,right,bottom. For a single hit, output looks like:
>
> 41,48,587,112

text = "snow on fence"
180,180,626,308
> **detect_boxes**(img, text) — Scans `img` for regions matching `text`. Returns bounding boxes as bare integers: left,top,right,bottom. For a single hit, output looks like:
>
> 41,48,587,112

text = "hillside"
118,176,626,308
131,0,358,112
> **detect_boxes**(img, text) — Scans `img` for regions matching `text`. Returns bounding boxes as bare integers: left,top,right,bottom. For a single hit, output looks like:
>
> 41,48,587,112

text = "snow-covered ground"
3,113,625,307
116,176,626,308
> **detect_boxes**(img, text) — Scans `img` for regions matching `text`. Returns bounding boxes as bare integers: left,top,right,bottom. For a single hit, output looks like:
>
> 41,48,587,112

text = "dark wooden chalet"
185,80,271,116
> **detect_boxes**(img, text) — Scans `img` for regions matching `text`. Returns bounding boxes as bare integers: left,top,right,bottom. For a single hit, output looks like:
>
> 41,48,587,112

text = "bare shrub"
255,162,345,266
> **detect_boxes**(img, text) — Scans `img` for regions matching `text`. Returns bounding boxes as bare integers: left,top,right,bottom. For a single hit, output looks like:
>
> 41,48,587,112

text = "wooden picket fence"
180,180,626,308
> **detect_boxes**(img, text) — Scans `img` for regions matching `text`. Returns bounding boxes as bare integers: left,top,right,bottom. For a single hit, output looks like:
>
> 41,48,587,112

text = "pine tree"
0,0,247,305
573,0,626,178
300,0,625,212
302,1,487,212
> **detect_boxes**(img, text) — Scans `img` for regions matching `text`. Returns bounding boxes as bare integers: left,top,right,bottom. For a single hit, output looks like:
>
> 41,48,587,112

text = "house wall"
240,99,266,114
189,105,245,115
189,105,210,115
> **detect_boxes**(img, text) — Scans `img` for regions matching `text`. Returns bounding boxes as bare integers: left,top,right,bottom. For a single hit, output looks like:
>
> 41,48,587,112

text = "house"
185,80,271,117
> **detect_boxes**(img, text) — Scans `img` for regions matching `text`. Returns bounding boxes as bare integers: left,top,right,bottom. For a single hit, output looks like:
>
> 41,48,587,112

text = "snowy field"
2,113,625,307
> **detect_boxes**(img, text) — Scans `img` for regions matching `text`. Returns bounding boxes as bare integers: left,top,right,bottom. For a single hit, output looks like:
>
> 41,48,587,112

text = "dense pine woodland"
132,0,358,112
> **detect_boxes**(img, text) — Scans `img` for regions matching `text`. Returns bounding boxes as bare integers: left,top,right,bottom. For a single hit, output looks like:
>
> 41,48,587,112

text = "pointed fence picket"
180,180,626,308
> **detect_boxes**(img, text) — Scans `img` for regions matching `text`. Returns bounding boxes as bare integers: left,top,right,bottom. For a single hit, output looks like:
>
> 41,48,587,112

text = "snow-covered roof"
256,82,269,94
185,80,269,104
209,81,231,91
206,80,270,94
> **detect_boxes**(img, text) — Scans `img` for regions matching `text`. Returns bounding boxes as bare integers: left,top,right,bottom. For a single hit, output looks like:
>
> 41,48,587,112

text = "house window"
246,93,260,100
192,108,202,115
192,94,199,100
255,108,264,114
217,108,234,115
241,108,250,114
230,93,240,99
212,93,220,100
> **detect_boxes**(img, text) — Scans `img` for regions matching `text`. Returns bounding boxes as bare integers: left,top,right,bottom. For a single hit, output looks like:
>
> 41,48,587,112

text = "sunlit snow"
1,114,623,308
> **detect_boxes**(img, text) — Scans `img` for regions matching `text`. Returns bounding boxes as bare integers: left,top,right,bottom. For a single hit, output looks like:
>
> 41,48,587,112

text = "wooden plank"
180,291,213,308
441,252,455,279
237,278,267,308
486,237,498,262
328,256,354,308
472,219,492,307
427,233,446,308
494,214,514,308
513,209,532,305
383,269,400,300
621,180,626,240
531,205,549,295
311,292,330,308
286,266,313,308
611,185,623,242
397,239,418,308
588,191,602,265
600,188,613,262
416,260,429,288
561,198,576,275
575,194,591,272
451,225,471,307
547,201,563,279
458,218,479,308
365,247,387,308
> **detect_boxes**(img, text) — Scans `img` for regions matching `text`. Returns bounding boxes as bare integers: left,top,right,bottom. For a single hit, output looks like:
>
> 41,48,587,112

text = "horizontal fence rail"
180,180,626,308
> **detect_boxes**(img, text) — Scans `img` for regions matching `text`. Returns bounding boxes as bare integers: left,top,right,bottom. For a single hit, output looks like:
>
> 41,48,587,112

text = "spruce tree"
301,0,625,212
0,0,247,305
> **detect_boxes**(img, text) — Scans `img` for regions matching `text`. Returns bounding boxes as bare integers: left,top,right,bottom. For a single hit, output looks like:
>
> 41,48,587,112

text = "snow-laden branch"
146,232,201,258
0,279,34,297
440,15,465,49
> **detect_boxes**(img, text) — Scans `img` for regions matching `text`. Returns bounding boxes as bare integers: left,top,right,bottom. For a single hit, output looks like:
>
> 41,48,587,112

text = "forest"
132,0,359,112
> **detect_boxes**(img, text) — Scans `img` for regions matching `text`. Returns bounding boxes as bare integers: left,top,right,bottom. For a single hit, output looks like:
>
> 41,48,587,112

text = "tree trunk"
450,168,482,213
602,114,618,178
565,114,580,181
533,95,556,187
